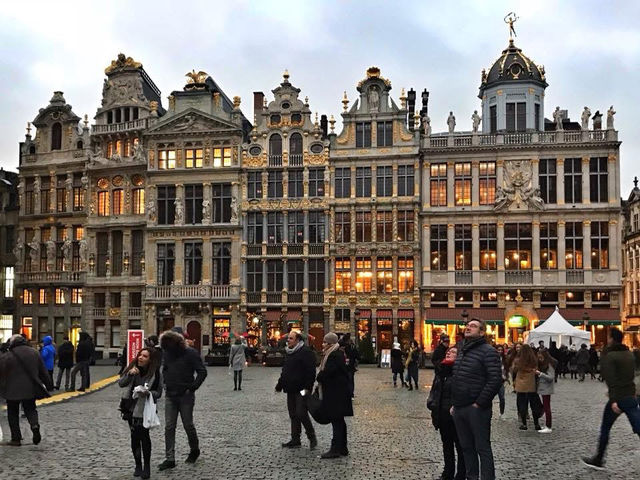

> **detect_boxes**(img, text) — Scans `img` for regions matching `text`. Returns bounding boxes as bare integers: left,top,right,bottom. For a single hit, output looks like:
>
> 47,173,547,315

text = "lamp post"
583,311,590,331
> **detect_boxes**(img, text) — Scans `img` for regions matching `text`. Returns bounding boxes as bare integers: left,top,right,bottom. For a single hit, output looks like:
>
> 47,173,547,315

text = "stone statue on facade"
62,238,73,264
79,238,88,265
132,142,145,162
46,239,56,262
581,106,591,130
146,200,157,222
471,110,482,133
230,197,239,223
494,160,544,212
88,145,107,166
202,200,211,222
607,105,616,130
33,176,41,193
28,239,39,265
13,237,24,264
447,111,456,133
110,151,122,163
174,198,184,224
553,106,563,130
368,86,380,112
65,176,73,190
423,114,432,136
173,114,196,131
493,185,513,211
81,172,89,189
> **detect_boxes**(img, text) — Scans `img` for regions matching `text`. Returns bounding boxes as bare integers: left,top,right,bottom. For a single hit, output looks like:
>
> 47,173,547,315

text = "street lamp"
582,311,590,330
461,309,469,323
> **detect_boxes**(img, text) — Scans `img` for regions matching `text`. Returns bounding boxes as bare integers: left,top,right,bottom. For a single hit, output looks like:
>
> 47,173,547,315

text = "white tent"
524,306,592,348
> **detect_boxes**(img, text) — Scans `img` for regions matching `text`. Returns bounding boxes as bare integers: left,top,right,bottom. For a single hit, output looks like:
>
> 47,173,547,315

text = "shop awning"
376,309,393,319
357,309,371,319
424,308,505,325
286,310,301,323
536,308,621,326
397,309,415,319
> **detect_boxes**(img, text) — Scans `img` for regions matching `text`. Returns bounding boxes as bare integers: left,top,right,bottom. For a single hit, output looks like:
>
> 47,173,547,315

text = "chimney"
407,88,416,131
253,91,265,124
420,88,430,117
320,114,328,139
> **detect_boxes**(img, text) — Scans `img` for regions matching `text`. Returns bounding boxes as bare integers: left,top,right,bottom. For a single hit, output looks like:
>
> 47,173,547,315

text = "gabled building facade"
0,168,19,343
622,179,640,347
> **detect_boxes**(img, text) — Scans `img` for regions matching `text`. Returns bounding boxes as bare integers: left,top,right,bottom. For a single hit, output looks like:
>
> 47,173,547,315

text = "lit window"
376,258,393,293
430,164,447,206
3,267,14,298
71,288,82,304
355,257,372,293
97,191,109,216
213,148,231,167
21,317,33,340
454,162,472,206
133,188,145,215
55,288,65,305
398,257,414,293
159,150,176,169
479,162,496,205
39,289,47,305
185,148,203,168
335,258,351,293
112,189,124,215
23,289,33,305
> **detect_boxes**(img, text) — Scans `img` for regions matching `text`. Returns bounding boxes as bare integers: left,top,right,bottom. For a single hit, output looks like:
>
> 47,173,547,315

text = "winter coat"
316,349,353,419
589,348,599,367
57,340,75,369
0,337,53,400
576,347,590,366
344,343,360,373
229,343,246,371
40,336,56,371
567,350,578,371
75,335,94,363
428,363,455,430
451,336,502,409
431,343,447,373
514,363,537,393
161,331,207,398
600,343,636,402
275,344,316,393
536,366,555,395
390,348,404,374
119,369,163,419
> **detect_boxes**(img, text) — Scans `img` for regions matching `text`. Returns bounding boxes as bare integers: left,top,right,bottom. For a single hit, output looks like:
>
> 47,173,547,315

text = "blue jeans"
596,396,640,461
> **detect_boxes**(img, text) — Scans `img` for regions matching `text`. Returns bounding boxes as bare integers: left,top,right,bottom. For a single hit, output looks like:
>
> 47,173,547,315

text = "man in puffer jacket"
450,318,502,480
40,335,56,387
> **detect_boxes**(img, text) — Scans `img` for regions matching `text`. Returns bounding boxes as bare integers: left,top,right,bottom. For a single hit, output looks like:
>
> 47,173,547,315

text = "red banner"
127,329,145,365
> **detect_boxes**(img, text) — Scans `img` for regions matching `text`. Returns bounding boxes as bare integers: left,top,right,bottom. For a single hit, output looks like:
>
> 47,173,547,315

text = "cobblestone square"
1,365,639,479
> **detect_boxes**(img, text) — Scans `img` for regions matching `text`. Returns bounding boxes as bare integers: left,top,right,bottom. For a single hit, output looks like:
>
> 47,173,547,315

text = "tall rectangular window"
540,222,558,270
308,168,325,197
591,221,609,269
97,191,109,216
247,171,262,199
185,184,203,224
3,267,14,298
376,257,393,293
335,212,351,243
23,288,33,304
504,223,532,270
535,104,541,131
398,257,414,293
212,183,231,223
430,164,447,206
455,224,472,270
131,230,144,276
157,243,175,285
56,176,66,212
355,212,372,242
590,157,608,203
72,226,83,271
479,162,496,205
430,225,448,271
564,158,582,204
288,211,304,244
96,232,108,277
355,257,372,292
308,259,325,291
355,167,371,197
376,211,393,242
308,211,325,243
246,260,262,292
112,189,124,215
157,185,176,225
212,242,231,285
565,222,583,269
112,230,123,276
132,188,145,215
539,159,557,204
506,102,526,131
268,171,283,198
376,121,393,147
55,288,65,305
213,147,231,167
41,178,51,213
288,170,303,198
397,165,414,196
288,260,304,292
334,168,351,198
71,288,82,304
454,162,471,206
267,212,284,244
158,149,176,170
266,260,284,291
356,122,371,148
479,224,497,270
335,258,351,293
25,180,34,215
247,212,263,244
184,242,202,284
397,210,414,242
185,148,203,168
376,166,393,197
490,105,497,133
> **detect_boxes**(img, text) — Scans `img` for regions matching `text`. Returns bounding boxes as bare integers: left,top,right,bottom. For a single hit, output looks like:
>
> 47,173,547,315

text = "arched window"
29,145,36,154
289,133,303,166
76,140,83,150
51,123,62,151
268,134,282,166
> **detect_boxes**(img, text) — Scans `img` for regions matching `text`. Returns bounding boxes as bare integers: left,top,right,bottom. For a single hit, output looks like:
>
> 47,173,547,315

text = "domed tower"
478,39,547,133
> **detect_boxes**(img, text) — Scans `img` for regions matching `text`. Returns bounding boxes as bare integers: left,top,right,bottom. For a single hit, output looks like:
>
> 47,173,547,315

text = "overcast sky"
1,0,638,192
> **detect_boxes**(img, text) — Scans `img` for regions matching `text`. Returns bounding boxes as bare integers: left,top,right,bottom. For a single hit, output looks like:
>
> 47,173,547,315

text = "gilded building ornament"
185,70,209,87
336,123,354,145
105,53,142,74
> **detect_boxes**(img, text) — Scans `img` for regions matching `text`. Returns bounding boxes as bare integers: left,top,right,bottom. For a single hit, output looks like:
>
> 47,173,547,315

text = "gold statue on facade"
185,70,209,84
504,12,518,39
105,53,142,74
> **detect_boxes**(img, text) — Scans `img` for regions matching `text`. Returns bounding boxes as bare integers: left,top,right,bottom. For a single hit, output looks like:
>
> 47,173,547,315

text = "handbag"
306,387,331,425
10,351,50,400
118,381,136,422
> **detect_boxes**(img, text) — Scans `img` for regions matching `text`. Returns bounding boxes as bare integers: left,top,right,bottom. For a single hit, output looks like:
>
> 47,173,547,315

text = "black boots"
282,439,302,448
185,449,200,463
32,425,41,445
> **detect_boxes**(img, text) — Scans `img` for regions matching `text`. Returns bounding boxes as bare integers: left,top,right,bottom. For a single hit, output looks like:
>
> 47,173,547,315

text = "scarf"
317,342,340,400
285,340,304,355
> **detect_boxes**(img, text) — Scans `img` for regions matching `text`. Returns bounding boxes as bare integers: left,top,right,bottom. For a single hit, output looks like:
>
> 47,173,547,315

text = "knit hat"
392,342,401,349
323,332,339,345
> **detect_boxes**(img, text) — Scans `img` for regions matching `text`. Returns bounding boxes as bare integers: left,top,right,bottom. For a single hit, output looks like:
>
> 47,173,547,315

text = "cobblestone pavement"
1,365,639,479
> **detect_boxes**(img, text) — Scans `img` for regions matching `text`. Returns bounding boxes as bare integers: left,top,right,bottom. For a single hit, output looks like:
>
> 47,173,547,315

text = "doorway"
187,320,202,352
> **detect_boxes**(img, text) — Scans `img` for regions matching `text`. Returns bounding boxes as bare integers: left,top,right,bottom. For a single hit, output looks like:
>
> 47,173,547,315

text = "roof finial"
635,176,639,188
283,69,290,82
26,122,31,136
504,12,518,41
83,114,89,128
342,91,349,112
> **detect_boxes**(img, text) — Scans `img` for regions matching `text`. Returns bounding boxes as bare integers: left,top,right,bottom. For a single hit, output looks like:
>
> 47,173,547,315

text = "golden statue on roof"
185,70,209,84
105,53,142,74
504,12,518,39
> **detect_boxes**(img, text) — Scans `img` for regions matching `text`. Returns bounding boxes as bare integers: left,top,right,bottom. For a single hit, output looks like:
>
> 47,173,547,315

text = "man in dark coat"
582,328,640,470
450,318,502,480
576,343,590,382
275,330,317,450
158,329,208,471
70,332,93,391
432,333,450,373
0,334,53,446
55,336,75,391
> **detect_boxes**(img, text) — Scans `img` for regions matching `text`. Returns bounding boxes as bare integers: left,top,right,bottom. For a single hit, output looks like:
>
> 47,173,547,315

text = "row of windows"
488,102,541,133
247,211,326,244
245,259,326,292
157,242,231,286
95,230,144,277
97,188,144,216
22,227,84,272
334,257,414,293
334,210,414,243
429,290,610,305
430,221,610,271
247,168,325,199
335,165,414,198
23,174,84,214
158,147,232,169
156,184,231,225
23,287,82,305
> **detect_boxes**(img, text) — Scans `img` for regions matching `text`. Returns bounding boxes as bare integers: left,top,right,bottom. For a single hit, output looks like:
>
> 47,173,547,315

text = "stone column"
202,241,212,284
447,224,455,272
583,221,592,271
471,161,479,206
531,158,539,189
392,163,398,197
350,166,356,198
472,223,480,271
423,163,430,210
447,161,454,207
174,239,184,284
556,158,565,205
371,165,377,197
532,221,541,270
33,175,41,215
609,219,619,270
582,157,590,204
203,183,212,225
496,160,504,193
497,222,505,271
66,172,73,213
558,221,566,271
608,155,617,204
282,211,289,243
49,171,56,214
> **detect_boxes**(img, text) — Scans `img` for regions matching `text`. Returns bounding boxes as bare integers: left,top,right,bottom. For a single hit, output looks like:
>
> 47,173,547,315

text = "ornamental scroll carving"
494,160,544,212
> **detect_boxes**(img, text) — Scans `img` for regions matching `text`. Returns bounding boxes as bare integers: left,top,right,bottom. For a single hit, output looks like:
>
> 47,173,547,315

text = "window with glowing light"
479,224,497,270
355,257,372,293
591,221,609,269
565,222,583,269
454,163,471,206
430,164,447,206
540,222,558,269
479,162,496,205
398,257,414,293
455,224,472,270
335,258,351,293
430,225,448,271
504,223,532,270
376,257,393,293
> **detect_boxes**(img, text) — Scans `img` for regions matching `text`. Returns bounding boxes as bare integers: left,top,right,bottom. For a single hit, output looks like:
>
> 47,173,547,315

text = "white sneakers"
538,426,553,434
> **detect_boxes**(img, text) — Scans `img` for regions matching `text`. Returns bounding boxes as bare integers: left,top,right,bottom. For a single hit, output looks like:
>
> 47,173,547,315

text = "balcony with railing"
266,291,282,303
246,292,261,304
309,291,325,304
287,244,303,255
18,271,86,285
93,308,106,317
287,292,303,303
128,307,142,317
268,155,282,167
505,270,533,284
289,154,303,166
146,284,237,301
247,244,263,256
267,244,283,256
455,271,473,284
92,118,148,134
309,243,326,256
566,270,585,284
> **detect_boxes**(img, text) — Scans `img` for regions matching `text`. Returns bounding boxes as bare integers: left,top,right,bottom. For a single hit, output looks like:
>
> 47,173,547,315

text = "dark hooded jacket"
451,336,502,408
57,340,75,368
75,332,94,363
0,336,53,400
160,330,207,397
600,343,636,402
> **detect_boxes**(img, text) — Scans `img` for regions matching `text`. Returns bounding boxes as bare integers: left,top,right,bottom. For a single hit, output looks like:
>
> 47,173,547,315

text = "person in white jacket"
535,349,557,433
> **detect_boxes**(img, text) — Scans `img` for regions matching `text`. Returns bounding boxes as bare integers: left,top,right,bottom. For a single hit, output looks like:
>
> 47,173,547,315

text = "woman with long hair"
119,348,162,479
316,332,353,459
513,344,543,431
536,349,557,433
428,346,466,480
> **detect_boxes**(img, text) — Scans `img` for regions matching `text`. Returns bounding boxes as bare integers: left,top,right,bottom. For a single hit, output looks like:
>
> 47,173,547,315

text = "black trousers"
286,391,315,441
129,421,152,468
6,398,39,441
331,417,348,452
439,413,466,480
516,392,542,426
233,370,243,389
